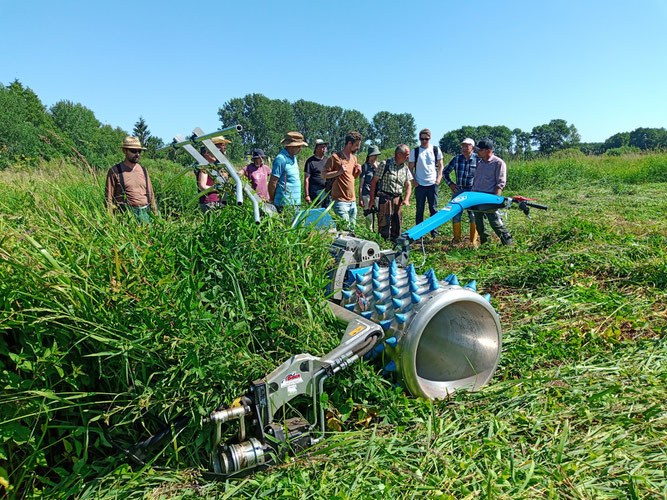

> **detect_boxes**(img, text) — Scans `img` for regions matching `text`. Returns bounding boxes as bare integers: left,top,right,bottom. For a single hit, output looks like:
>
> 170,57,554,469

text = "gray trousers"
474,210,513,245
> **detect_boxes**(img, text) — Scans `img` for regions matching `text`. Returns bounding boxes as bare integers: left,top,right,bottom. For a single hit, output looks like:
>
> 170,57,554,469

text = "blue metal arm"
402,192,505,241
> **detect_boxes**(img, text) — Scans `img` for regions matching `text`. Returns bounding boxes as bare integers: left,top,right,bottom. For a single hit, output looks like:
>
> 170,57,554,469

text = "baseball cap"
461,138,475,146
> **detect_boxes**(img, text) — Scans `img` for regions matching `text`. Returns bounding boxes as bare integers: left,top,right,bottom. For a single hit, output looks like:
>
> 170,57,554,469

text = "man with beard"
105,136,157,222
322,131,363,228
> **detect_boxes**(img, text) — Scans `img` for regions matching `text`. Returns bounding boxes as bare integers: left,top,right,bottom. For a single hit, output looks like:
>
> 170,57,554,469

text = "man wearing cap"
359,144,382,230
105,136,157,222
369,144,413,241
471,139,513,246
409,129,444,237
240,148,271,201
304,139,330,207
322,131,363,228
268,132,307,211
443,138,478,244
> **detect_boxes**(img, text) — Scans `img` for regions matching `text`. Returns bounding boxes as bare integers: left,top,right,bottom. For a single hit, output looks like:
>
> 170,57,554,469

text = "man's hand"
305,195,311,203
402,199,410,206
359,199,365,207
449,183,458,194
436,175,442,185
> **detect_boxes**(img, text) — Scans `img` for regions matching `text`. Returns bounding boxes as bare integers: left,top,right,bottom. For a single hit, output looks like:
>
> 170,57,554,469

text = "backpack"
412,145,441,173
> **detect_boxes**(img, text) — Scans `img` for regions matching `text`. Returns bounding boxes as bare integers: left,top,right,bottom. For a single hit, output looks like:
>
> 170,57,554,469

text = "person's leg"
415,185,426,226
475,212,490,244
362,194,372,229
391,196,403,240
377,197,391,240
349,202,358,229
333,200,351,224
487,210,513,245
451,190,463,240
427,184,439,237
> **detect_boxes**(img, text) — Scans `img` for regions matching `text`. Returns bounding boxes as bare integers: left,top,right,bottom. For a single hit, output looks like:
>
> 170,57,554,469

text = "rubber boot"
469,222,479,248
452,222,462,243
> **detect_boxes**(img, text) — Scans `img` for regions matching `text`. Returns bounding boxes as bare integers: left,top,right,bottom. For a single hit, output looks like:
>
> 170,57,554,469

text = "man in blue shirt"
443,138,478,244
268,131,308,211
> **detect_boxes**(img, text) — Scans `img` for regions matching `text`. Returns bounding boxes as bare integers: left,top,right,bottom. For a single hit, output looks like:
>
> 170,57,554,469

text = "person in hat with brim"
105,136,157,222
268,132,308,211
211,136,232,156
471,139,513,246
359,144,382,230
443,137,478,244
304,138,330,207
239,148,272,201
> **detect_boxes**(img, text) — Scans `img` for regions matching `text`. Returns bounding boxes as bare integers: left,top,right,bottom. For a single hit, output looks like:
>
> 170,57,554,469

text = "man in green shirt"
369,144,413,241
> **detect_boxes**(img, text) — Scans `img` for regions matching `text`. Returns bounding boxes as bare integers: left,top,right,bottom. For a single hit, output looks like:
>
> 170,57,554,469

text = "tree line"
1,79,665,170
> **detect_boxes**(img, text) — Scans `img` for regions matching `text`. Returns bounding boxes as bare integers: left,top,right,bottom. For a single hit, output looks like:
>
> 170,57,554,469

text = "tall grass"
1,154,665,498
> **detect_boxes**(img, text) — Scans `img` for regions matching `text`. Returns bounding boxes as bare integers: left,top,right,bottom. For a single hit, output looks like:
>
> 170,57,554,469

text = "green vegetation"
0,150,665,498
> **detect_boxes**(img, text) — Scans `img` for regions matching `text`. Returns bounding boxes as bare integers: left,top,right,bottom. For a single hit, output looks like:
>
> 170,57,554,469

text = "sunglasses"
419,137,430,141
128,149,142,154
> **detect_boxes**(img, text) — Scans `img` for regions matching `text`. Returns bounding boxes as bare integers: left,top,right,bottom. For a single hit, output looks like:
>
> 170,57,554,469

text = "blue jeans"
415,184,439,234
333,200,357,228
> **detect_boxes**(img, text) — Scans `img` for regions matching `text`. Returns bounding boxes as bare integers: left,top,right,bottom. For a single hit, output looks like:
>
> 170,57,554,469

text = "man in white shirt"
409,128,444,237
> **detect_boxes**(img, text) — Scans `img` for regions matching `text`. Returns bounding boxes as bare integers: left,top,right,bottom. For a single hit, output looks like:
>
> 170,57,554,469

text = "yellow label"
348,325,365,336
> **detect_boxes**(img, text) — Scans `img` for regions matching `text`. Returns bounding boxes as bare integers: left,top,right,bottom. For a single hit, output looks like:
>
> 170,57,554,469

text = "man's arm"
147,173,158,214
443,157,457,192
105,169,117,214
321,155,344,179
495,160,507,196
268,175,279,202
435,156,444,185
304,172,311,203
197,171,210,191
402,180,412,206
358,167,365,206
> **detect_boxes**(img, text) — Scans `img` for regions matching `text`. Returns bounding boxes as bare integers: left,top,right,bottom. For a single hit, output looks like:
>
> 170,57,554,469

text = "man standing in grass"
105,136,157,222
304,139,330,207
369,144,413,241
268,131,308,212
471,139,513,246
409,128,443,237
359,144,382,230
322,131,363,228
443,138,478,244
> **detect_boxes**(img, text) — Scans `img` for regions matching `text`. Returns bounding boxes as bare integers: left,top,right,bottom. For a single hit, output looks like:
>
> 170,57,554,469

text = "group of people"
104,128,512,246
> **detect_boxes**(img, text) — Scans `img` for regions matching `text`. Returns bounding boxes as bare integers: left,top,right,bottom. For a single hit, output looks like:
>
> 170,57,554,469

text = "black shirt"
304,155,329,190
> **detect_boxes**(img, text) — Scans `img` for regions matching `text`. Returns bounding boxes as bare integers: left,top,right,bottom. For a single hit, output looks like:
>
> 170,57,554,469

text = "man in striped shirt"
443,138,478,244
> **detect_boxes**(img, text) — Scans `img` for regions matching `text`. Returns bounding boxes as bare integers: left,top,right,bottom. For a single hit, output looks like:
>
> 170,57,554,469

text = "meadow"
0,153,665,499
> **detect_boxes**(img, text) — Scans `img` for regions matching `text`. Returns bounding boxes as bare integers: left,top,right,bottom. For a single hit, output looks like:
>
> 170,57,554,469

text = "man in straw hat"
239,148,271,201
105,136,157,222
268,131,308,211
211,135,232,155
304,139,330,207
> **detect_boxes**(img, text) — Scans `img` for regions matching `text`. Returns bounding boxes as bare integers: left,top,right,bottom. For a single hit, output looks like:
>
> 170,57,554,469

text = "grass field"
0,154,665,499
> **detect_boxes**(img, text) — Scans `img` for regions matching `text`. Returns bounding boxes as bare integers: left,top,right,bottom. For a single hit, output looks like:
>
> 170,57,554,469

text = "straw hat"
281,131,308,147
121,136,146,150
212,136,232,144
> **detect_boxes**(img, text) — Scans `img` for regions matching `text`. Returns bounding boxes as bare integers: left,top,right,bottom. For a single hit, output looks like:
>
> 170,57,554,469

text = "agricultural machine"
124,127,547,477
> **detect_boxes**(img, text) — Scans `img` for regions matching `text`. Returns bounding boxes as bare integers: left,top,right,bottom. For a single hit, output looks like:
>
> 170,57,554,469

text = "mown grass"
0,154,665,499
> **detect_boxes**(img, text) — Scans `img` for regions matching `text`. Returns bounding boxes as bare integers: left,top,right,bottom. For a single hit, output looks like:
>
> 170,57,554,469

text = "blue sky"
2,0,666,145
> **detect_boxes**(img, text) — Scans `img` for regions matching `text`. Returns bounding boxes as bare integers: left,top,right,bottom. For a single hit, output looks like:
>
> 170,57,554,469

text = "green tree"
628,127,667,150
133,116,151,146
604,132,629,150
512,128,531,155
530,119,580,153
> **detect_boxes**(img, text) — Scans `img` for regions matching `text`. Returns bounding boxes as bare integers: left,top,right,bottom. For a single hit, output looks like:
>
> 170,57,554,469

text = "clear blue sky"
2,0,666,145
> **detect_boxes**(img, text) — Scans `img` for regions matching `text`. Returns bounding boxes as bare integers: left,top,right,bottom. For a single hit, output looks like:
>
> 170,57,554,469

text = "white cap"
461,138,475,146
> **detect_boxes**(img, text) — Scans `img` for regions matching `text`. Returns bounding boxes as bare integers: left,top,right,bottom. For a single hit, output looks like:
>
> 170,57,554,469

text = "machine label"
453,195,467,203
443,206,452,211
280,372,303,388
348,325,365,336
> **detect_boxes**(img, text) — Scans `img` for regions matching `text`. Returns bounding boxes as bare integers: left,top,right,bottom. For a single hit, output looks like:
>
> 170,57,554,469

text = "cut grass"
0,155,665,499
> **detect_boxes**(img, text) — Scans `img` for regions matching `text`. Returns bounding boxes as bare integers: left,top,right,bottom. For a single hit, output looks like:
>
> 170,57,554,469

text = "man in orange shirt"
105,136,157,222
322,131,363,228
